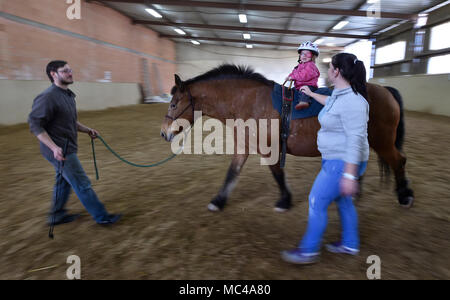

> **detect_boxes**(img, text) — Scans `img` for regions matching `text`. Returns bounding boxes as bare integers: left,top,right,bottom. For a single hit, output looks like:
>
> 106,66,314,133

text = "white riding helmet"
297,41,320,56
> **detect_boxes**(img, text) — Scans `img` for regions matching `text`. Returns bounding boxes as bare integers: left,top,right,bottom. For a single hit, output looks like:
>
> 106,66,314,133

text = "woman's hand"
300,86,313,96
340,177,359,197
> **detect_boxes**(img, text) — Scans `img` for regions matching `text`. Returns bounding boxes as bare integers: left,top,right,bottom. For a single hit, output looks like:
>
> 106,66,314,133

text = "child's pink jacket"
288,61,320,90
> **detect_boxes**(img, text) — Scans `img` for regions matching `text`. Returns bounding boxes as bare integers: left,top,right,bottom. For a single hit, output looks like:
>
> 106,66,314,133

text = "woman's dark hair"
46,60,67,83
331,53,367,99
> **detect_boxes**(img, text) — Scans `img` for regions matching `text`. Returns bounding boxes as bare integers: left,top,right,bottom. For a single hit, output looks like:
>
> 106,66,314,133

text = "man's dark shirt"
28,84,78,159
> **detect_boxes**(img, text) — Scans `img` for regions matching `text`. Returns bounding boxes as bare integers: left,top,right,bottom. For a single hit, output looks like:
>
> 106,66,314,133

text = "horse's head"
160,74,194,142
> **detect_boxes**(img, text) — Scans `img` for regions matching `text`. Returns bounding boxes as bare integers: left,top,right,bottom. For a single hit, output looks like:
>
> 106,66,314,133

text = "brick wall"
0,0,176,94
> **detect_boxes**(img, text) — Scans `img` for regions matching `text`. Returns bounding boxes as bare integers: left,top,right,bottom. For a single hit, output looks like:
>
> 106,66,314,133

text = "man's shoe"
48,214,81,226
97,214,122,225
281,248,320,265
325,242,359,255
295,102,310,110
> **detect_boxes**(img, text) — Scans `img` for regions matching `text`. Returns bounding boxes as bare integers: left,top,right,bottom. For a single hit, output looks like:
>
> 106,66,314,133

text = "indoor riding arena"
1,0,449,281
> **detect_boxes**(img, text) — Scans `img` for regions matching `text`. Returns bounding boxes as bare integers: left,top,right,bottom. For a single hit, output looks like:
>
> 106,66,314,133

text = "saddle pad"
271,83,332,120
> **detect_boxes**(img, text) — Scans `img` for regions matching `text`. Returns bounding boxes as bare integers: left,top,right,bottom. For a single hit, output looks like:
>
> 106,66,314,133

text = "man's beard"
60,78,74,85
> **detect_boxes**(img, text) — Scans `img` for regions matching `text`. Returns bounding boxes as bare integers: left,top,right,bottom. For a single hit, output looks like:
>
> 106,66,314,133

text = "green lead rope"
91,133,187,180
91,138,99,180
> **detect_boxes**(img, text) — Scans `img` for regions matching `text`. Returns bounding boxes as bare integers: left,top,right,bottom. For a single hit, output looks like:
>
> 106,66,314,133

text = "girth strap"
280,84,294,168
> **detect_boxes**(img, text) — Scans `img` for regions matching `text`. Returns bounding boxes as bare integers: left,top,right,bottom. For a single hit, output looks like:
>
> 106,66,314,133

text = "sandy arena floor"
0,104,449,279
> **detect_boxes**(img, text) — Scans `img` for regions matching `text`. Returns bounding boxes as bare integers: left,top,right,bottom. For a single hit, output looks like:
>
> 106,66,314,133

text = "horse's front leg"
208,154,248,212
269,162,292,212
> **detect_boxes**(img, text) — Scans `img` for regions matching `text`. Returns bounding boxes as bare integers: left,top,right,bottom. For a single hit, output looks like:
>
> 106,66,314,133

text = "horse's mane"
184,64,274,87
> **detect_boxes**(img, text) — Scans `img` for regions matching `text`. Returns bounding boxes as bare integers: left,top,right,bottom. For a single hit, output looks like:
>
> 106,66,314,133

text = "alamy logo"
66,0,81,20
169,111,280,165
366,255,381,279
66,255,81,279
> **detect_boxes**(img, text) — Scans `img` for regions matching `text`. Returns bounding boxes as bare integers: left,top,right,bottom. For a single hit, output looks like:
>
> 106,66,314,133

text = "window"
427,54,450,74
375,41,406,65
345,40,373,80
318,77,326,87
429,22,450,50
413,30,425,54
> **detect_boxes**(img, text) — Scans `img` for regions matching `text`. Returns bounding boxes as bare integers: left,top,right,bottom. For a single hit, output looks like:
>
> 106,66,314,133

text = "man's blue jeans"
299,159,367,253
46,153,108,223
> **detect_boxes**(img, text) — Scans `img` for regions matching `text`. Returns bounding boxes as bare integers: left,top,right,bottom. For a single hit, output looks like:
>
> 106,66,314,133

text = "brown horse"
160,65,414,211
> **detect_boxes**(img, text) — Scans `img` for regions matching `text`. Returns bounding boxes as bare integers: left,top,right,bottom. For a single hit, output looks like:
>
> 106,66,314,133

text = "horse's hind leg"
208,154,248,212
268,163,292,212
379,148,414,208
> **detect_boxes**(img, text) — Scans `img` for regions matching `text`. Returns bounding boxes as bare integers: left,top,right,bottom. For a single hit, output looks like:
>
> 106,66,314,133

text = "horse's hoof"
274,207,288,213
274,198,291,212
207,203,220,212
399,197,414,208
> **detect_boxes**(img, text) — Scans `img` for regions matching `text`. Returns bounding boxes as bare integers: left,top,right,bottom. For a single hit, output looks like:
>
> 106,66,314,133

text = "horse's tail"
378,86,405,180
385,86,405,151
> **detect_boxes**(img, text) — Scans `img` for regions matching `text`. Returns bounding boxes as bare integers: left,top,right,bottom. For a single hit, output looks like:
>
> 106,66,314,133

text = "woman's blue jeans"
299,159,367,253
46,153,108,223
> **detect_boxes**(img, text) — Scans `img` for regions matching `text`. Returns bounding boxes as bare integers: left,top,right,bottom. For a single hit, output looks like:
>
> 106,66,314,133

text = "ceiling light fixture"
415,13,428,28
421,0,450,13
243,33,251,39
246,44,253,49
315,38,324,45
333,21,349,30
375,20,407,35
239,14,247,23
174,28,186,35
145,8,162,18
191,40,200,45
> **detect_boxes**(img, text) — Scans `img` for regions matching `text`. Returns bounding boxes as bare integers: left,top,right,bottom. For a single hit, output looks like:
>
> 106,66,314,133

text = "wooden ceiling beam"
133,20,370,39
103,0,416,20
158,34,345,51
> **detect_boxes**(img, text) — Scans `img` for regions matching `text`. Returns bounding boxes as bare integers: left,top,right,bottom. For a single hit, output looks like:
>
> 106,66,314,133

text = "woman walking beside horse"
282,53,370,264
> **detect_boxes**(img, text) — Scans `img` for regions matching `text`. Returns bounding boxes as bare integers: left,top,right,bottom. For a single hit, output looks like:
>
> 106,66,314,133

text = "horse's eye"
170,103,177,109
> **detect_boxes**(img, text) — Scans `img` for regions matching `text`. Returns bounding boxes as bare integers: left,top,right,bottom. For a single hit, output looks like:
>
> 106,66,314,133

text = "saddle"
274,83,332,168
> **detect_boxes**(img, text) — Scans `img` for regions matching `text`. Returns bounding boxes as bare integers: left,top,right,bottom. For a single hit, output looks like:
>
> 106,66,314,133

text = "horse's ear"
174,74,185,92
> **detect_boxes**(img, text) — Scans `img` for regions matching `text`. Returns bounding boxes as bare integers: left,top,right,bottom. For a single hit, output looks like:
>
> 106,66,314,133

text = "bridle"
165,88,195,123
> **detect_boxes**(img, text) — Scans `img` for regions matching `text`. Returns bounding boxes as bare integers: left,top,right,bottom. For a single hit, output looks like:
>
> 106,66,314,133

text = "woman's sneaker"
281,248,320,265
325,242,359,255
